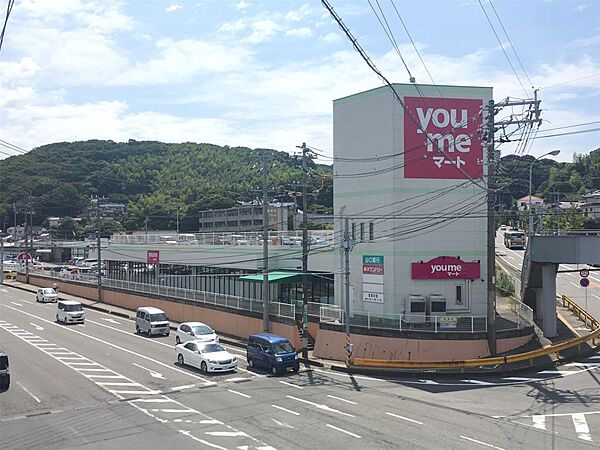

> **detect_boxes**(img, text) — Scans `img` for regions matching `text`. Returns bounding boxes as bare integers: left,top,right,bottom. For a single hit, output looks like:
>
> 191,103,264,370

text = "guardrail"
351,295,599,370
562,294,600,330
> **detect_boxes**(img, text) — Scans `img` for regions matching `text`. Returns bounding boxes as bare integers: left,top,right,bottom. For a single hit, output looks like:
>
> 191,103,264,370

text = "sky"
0,0,599,163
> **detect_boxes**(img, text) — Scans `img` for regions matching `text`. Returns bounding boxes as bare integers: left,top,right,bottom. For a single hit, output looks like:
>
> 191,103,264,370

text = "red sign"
363,264,384,275
411,256,480,279
147,250,160,264
17,252,32,260
403,96,484,179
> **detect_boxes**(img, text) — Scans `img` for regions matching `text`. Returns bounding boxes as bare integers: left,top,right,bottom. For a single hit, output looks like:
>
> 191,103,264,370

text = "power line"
0,0,14,52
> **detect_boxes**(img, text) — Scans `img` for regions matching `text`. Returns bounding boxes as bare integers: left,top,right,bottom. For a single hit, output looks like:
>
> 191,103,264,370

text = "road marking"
171,384,196,391
538,370,575,376
572,413,592,441
385,412,423,425
325,424,361,438
327,395,356,405
205,431,249,437
271,418,294,429
462,379,495,385
129,398,177,403
502,377,542,382
532,415,546,430
0,289,8,292
286,395,355,417
278,380,303,389
108,390,161,395
272,404,300,415
11,302,22,306
29,322,44,331
156,409,196,414
96,382,144,387
133,362,165,379
16,381,41,403
592,294,600,300
227,389,251,398
83,374,125,379
570,281,580,288
177,430,227,450
100,317,121,324
460,436,505,450
74,368,113,372
418,379,439,385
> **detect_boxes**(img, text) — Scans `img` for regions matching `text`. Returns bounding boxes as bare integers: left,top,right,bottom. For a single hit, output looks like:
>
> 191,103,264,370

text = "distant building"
582,190,600,219
517,195,544,211
85,203,126,220
198,204,290,233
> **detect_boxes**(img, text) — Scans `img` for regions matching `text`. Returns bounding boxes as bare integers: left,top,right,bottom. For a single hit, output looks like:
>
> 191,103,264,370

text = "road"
2,286,600,449
495,234,600,319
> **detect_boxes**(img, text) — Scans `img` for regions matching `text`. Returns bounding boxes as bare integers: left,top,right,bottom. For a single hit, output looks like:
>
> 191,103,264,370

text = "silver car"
36,288,58,303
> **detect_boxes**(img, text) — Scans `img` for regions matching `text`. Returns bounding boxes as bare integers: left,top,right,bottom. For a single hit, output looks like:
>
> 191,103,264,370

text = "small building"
517,195,544,211
198,204,290,233
581,190,600,219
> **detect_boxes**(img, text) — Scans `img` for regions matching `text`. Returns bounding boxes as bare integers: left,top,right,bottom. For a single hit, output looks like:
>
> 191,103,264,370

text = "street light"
528,150,560,236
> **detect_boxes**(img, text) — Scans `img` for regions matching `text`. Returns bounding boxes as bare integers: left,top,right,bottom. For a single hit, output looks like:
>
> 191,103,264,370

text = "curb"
298,357,325,367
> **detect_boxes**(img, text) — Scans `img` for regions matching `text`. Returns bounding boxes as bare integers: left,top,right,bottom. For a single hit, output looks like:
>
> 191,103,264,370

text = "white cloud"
243,20,281,44
236,1,250,10
219,19,246,33
113,39,253,85
576,5,588,12
320,32,341,43
286,27,312,38
165,4,182,13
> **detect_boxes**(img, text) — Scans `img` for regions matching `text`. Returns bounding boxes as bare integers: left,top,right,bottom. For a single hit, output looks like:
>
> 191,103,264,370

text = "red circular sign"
17,252,31,260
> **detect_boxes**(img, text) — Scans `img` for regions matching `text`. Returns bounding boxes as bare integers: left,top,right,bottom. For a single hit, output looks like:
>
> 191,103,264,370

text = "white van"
135,307,170,337
56,300,85,324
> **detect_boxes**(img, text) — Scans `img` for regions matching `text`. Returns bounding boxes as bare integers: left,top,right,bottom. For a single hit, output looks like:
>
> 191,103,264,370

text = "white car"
56,300,85,324
176,341,237,373
36,288,58,303
175,322,218,345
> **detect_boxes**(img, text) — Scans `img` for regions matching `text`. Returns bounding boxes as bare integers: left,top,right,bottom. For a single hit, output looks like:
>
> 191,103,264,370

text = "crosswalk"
0,320,276,450
526,411,600,442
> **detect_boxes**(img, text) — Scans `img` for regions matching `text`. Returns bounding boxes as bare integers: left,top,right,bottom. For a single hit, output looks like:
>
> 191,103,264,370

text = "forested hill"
0,140,333,230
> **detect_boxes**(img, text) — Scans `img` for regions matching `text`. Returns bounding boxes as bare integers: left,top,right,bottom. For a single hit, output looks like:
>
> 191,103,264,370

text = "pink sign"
147,250,160,264
403,96,484,179
363,264,384,275
411,256,480,279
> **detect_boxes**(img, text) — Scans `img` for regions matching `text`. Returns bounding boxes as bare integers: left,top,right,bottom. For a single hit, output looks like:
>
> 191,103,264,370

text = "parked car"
0,350,9,390
36,288,58,303
175,322,218,344
247,333,299,375
135,306,170,336
176,341,237,373
56,300,85,324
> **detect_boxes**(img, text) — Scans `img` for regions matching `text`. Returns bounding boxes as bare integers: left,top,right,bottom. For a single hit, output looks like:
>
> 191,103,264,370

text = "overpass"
521,231,600,337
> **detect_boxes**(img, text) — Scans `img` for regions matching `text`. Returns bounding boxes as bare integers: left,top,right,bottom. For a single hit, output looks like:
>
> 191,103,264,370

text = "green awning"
239,271,308,284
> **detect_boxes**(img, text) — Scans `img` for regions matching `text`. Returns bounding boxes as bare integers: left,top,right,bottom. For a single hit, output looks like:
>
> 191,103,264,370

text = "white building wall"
333,84,492,317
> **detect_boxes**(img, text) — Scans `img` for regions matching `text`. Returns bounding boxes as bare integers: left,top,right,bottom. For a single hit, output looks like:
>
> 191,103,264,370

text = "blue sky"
0,0,598,162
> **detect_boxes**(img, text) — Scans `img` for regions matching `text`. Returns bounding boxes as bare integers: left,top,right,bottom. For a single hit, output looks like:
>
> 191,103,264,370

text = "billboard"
403,96,484,179
411,256,480,279
147,250,160,264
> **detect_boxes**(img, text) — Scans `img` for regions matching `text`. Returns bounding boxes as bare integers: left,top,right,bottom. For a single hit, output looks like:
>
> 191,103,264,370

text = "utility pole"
0,237,4,285
298,142,310,359
96,196,103,302
176,210,180,234
262,151,270,332
485,100,497,356
343,217,352,366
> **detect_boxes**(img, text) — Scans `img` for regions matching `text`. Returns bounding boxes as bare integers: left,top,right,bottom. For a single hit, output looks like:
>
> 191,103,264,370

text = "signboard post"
580,274,590,311
362,255,384,303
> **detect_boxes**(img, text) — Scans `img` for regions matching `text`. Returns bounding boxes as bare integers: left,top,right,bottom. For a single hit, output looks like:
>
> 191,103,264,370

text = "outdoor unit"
404,294,426,324
427,294,447,319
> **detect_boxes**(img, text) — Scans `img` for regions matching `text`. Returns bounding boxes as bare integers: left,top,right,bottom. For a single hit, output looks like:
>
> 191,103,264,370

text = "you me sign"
403,96,484,179
411,256,480,279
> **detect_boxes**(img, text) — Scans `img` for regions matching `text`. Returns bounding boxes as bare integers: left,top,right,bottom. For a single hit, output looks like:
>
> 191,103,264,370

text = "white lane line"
96,382,144,387
327,395,357,405
132,362,164,379
325,424,361,438
286,395,354,417
178,430,227,450
532,415,546,430
462,379,495,386
538,370,575,376
16,381,41,403
11,302,22,306
502,377,543,382
205,431,249,437
1,289,8,292
227,389,251,398
385,412,423,425
572,414,592,441
592,294,600,300
171,384,196,391
460,436,505,450
29,322,44,331
64,362,100,366
278,380,303,389
1,304,211,383
108,390,161,395
155,409,196,414
272,404,300,416
55,356,88,360
73,368,113,372
130,398,178,403
83,374,126,379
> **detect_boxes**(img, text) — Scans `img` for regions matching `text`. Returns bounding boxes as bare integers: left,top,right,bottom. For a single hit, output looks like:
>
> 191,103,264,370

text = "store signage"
362,255,384,303
411,256,480,279
403,96,484,179
147,250,160,264
439,316,458,329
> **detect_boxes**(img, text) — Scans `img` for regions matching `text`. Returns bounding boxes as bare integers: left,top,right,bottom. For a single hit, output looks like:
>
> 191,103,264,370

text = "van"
246,333,299,375
56,300,85,324
135,306,170,337
0,350,9,390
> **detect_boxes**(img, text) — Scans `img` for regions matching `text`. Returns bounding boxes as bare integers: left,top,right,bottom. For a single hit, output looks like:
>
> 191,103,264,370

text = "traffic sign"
580,269,590,278
580,278,590,288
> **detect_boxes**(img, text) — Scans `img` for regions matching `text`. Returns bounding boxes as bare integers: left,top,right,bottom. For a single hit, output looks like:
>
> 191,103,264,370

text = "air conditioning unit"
427,294,447,319
404,294,426,324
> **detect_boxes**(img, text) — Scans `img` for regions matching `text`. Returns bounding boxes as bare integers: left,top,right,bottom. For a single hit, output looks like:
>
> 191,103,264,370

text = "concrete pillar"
541,263,558,337
534,288,543,322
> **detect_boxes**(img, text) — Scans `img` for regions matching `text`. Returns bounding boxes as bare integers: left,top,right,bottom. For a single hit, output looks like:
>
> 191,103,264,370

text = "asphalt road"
2,286,600,449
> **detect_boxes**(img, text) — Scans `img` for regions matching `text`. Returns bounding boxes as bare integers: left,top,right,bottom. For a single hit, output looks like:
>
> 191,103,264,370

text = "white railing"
509,298,534,326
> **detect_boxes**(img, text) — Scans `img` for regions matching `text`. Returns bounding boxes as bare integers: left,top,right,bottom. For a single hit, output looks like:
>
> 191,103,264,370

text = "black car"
0,350,9,391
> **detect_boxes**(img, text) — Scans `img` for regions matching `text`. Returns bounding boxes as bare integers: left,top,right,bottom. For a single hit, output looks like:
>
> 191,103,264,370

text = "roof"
137,306,164,313
238,271,310,284
518,195,544,202
59,300,81,305
180,321,210,328
249,333,289,343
